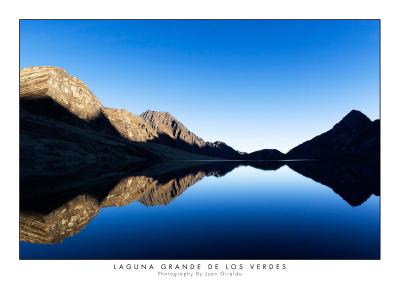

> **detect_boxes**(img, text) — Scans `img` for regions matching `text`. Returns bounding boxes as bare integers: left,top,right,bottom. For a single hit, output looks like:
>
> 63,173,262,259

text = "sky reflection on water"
20,163,380,260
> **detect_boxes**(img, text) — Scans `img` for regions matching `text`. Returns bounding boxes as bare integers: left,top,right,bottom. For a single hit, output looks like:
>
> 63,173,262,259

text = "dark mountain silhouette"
286,110,380,161
245,149,286,160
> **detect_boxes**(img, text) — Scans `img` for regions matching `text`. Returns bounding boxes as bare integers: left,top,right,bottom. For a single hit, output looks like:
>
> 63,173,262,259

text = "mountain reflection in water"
20,160,380,255
20,161,239,244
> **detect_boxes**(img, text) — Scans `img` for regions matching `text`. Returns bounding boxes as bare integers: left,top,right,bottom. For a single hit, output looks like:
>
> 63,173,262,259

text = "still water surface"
20,161,380,259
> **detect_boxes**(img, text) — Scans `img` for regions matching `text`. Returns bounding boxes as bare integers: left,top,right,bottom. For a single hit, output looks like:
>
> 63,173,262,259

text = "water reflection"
20,195,100,244
20,160,379,245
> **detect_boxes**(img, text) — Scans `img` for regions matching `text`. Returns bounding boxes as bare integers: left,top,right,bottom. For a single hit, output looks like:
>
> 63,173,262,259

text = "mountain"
286,110,380,161
205,141,245,159
140,110,205,147
101,108,158,142
20,66,216,177
245,149,285,160
140,110,242,159
20,66,103,120
20,66,380,169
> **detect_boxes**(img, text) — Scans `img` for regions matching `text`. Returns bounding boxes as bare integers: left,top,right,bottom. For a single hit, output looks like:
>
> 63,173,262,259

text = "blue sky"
20,20,380,153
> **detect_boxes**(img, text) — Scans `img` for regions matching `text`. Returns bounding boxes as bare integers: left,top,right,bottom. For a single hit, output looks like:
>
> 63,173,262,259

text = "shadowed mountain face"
286,110,380,161
20,159,378,244
20,99,158,177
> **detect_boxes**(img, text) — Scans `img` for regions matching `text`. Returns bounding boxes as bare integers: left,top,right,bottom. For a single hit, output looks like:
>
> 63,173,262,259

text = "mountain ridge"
286,109,380,161
140,109,243,159
20,66,219,177
20,66,379,166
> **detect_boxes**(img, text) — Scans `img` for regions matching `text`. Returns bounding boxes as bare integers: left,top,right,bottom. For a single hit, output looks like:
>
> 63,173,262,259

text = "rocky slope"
101,108,158,142
20,66,216,177
140,110,206,147
140,110,242,159
20,66,103,120
286,110,380,161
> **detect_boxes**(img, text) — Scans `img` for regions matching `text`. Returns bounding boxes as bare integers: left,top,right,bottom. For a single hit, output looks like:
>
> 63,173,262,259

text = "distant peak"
255,148,281,153
141,110,174,118
342,110,370,121
141,109,156,116
334,109,371,131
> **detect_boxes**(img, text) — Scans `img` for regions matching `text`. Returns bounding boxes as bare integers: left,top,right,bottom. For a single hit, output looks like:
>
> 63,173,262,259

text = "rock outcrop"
141,110,206,147
102,108,158,142
20,66,103,120
140,110,242,159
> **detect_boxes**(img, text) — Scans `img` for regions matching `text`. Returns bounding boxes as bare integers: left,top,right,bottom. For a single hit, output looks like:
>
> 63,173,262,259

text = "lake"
19,161,380,259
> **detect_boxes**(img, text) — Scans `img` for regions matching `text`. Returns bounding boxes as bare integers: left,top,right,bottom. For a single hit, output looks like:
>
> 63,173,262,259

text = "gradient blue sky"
20,20,380,153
